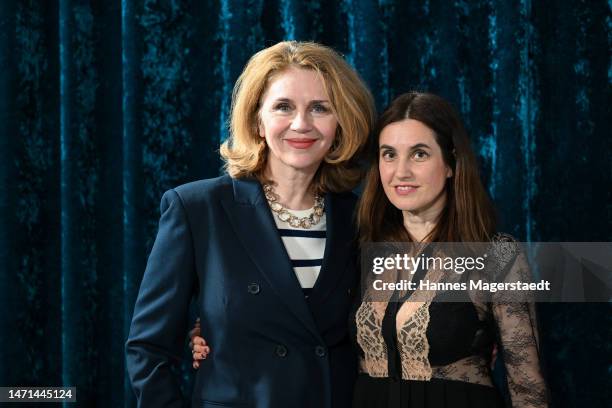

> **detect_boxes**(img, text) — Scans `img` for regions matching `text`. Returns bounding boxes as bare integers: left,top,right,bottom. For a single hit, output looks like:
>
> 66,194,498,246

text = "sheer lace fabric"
355,235,548,407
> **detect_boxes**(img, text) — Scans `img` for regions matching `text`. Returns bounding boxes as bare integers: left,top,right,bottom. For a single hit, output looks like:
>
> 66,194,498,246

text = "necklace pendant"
278,211,292,222
269,202,283,212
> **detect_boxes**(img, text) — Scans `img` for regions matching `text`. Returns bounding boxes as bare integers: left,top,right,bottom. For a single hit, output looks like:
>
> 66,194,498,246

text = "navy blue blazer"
126,175,359,408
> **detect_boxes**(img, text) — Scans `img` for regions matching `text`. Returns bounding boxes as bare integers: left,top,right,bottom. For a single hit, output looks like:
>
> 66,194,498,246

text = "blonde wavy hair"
220,41,376,193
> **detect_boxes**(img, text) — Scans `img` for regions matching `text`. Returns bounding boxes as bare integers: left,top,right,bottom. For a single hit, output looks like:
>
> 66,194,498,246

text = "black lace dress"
350,235,548,408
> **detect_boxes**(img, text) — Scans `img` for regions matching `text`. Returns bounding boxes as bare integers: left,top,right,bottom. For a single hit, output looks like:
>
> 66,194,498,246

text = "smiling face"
258,66,338,177
378,119,453,218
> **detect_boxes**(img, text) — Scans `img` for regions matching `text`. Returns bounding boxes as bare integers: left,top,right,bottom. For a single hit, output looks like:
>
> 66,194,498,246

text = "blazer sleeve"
126,189,197,408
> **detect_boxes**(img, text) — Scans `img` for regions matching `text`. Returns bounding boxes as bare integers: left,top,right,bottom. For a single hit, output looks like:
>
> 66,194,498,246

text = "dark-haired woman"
351,92,547,407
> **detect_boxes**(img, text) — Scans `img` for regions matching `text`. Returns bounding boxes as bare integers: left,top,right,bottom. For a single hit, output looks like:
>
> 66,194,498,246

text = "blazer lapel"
308,192,356,304
221,178,321,340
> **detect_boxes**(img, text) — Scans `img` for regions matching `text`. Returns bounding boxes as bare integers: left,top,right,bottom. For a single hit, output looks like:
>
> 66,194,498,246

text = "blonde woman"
126,41,375,408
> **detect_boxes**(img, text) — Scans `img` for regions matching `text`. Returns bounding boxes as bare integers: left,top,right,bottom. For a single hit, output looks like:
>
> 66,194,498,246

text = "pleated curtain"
0,1,609,406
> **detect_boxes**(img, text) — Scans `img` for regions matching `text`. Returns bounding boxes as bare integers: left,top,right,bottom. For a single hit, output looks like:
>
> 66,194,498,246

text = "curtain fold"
1,1,610,406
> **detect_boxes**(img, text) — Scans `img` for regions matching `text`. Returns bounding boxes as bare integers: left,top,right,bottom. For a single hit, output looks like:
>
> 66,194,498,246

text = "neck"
264,161,318,210
402,191,446,242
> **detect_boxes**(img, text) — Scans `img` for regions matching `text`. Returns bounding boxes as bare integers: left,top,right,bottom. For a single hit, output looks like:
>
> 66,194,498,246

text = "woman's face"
259,66,338,176
378,119,452,217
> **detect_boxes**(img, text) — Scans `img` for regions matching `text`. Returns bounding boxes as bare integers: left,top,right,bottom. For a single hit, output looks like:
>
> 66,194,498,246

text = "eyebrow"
409,143,431,150
379,143,432,150
272,98,330,104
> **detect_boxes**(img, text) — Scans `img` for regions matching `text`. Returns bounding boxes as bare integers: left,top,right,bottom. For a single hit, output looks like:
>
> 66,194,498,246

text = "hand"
188,318,210,369
490,343,498,369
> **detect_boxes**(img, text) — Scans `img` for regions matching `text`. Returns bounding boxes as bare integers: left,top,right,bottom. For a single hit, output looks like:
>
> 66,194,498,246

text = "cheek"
423,162,449,188
378,162,393,184
319,119,338,141
262,126,284,153
261,113,288,132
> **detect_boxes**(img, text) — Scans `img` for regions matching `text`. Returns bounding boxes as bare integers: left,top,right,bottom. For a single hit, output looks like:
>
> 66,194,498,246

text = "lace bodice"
353,235,548,407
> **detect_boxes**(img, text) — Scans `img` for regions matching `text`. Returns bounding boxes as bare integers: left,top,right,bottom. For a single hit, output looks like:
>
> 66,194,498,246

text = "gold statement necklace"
263,183,324,229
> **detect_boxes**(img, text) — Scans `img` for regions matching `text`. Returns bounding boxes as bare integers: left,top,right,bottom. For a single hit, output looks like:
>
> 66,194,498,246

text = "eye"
412,149,430,161
381,150,396,161
311,103,330,114
273,102,292,112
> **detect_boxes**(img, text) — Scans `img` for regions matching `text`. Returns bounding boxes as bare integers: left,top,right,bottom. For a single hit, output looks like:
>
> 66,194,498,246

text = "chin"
282,156,324,171
388,198,421,212
394,204,419,212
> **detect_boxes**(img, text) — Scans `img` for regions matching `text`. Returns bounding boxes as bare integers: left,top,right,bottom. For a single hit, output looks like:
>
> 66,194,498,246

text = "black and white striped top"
271,208,326,298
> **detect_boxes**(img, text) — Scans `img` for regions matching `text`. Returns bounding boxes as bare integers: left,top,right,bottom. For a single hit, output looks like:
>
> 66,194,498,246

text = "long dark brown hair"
357,92,496,244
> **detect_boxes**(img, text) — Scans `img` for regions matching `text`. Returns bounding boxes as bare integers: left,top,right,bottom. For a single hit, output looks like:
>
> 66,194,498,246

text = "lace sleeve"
489,234,548,408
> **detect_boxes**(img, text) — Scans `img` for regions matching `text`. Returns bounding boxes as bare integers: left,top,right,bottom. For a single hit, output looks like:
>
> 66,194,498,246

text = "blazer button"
247,283,260,295
315,346,326,357
275,345,288,358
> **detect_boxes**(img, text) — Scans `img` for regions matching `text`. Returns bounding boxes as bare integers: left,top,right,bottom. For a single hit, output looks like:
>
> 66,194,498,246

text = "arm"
126,189,198,407
493,301,548,407
490,243,548,407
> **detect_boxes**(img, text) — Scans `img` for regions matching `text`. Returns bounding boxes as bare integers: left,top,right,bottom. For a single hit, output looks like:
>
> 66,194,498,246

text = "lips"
394,185,418,195
285,138,317,149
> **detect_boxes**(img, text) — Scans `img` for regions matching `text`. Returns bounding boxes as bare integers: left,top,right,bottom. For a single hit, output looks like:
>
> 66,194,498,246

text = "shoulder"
327,191,359,237
491,232,517,243
328,190,359,210
157,174,234,217
488,232,521,268
173,174,232,197
169,174,233,204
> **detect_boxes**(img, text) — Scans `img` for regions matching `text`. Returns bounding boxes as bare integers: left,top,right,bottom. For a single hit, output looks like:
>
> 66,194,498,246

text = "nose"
290,111,312,133
394,156,414,179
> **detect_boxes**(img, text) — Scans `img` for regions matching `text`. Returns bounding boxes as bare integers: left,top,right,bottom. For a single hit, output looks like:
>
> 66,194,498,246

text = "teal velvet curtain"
0,1,610,406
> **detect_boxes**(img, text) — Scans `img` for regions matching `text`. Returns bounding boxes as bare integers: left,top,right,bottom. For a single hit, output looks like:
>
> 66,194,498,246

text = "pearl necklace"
263,183,324,229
